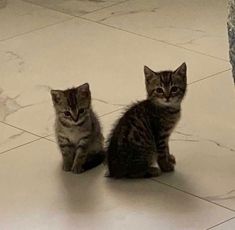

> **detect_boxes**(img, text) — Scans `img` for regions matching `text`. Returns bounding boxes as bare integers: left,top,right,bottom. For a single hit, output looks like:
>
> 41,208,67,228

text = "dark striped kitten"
107,63,187,178
51,83,105,174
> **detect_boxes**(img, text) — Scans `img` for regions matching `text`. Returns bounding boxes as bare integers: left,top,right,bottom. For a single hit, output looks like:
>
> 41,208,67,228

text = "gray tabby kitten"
51,83,105,174
107,63,187,178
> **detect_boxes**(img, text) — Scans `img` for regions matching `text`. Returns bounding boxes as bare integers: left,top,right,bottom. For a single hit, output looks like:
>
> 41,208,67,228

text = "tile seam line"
151,178,235,213
206,216,235,230
23,0,131,17
0,137,44,155
0,134,57,156
0,64,230,143
0,17,74,43
0,121,44,138
188,68,232,86
78,16,229,63
1,1,228,62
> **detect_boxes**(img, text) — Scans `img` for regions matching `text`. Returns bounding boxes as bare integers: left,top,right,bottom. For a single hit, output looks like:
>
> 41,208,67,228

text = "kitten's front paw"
169,154,176,164
71,165,85,174
63,163,72,172
147,167,161,177
158,160,175,172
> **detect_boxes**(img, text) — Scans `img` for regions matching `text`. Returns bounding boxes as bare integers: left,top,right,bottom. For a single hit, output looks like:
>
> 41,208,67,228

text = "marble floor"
0,0,235,229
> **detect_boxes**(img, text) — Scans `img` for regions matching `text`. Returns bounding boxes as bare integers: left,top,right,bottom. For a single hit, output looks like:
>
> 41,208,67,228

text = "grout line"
71,0,131,16
99,108,124,118
0,134,58,156
14,0,230,63
0,18,74,43
0,137,44,155
151,178,235,213
79,17,229,63
23,0,130,18
188,68,232,86
0,121,44,138
206,216,235,230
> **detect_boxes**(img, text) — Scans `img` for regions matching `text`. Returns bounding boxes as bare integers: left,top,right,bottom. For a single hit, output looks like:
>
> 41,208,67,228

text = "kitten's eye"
171,86,178,93
78,108,85,114
156,88,164,94
64,111,71,117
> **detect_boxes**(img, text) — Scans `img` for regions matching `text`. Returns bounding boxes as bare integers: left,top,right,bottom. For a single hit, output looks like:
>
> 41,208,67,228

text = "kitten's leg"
71,136,89,174
59,145,75,172
71,147,87,174
156,139,175,172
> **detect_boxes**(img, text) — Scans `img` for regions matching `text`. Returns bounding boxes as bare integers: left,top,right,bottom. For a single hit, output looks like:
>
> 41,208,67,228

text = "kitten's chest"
152,110,180,135
61,126,89,144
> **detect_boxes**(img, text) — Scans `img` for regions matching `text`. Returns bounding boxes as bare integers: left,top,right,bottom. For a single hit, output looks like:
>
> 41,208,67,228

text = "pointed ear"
50,90,63,105
77,83,91,98
144,65,155,83
174,62,187,77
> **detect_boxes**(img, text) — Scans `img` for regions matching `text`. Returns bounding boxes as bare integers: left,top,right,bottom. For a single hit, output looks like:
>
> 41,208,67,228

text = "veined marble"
23,0,127,16
0,0,72,41
84,0,229,61
0,1,235,229
0,139,233,230
0,122,38,153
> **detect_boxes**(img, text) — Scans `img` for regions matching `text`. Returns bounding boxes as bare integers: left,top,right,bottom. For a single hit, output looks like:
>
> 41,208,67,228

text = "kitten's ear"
77,83,91,98
50,90,63,105
144,65,155,83
174,62,187,77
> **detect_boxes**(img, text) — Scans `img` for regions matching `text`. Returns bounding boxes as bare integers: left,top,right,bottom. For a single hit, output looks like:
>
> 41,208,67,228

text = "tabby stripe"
76,117,88,127
59,143,74,148
59,119,71,128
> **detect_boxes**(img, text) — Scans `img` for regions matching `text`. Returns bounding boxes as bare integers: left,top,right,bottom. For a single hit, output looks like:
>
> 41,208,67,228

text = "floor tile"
0,122,38,153
0,18,230,115
98,73,235,211
0,0,71,41
23,0,127,16
2,96,120,136
210,218,235,230
180,72,235,149
0,139,233,230
84,0,229,60
156,134,235,211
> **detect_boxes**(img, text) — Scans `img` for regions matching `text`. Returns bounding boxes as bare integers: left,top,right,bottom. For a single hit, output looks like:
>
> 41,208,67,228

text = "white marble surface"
0,0,72,41
0,17,230,136
0,139,234,230
84,0,229,61
0,0,235,229
23,0,127,16
0,122,38,153
211,218,235,230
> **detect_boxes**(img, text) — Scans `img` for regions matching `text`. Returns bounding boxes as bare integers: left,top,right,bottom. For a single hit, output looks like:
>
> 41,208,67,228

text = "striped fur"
51,83,105,174
107,63,187,178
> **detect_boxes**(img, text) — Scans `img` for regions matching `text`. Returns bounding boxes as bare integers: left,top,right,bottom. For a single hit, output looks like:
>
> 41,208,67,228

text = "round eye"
156,88,164,94
64,111,71,117
171,86,178,93
78,108,85,114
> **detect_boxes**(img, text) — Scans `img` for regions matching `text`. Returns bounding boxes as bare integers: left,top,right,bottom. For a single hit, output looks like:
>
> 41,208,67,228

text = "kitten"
51,83,105,174
107,63,187,178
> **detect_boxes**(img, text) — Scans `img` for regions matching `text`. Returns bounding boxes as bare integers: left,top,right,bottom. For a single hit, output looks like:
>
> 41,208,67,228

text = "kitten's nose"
165,95,170,102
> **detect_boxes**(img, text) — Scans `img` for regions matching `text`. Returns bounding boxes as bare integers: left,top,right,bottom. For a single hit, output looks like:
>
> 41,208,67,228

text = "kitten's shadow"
59,165,105,213
104,173,198,214
59,164,198,214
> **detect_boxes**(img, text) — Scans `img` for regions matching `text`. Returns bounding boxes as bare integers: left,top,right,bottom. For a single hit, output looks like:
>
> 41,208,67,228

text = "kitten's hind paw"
158,160,175,172
104,170,111,177
146,167,161,177
71,165,85,174
169,154,176,164
63,163,72,172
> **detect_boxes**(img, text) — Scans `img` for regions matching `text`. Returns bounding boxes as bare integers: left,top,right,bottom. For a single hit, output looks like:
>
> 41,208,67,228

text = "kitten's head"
51,83,91,126
144,63,187,107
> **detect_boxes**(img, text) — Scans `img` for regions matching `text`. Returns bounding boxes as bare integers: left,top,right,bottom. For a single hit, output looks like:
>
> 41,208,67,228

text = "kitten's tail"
82,151,106,171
